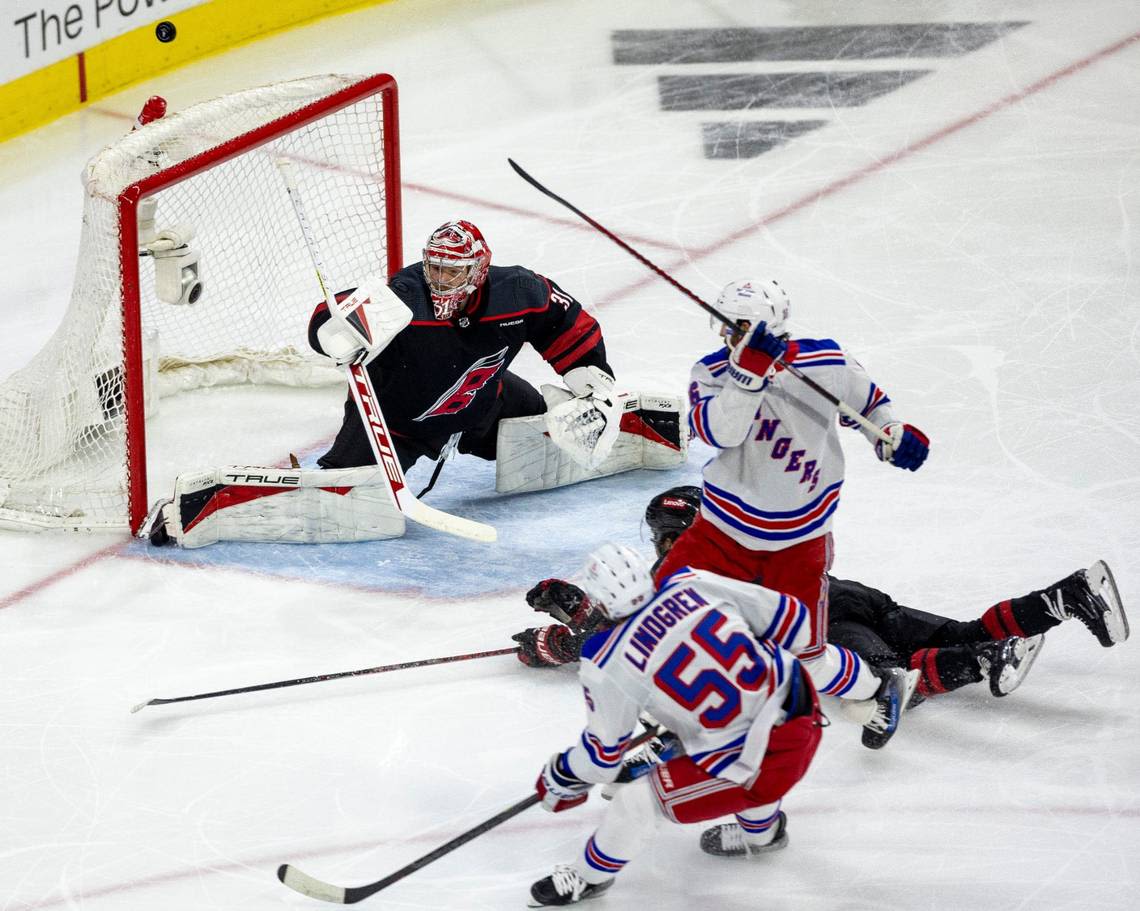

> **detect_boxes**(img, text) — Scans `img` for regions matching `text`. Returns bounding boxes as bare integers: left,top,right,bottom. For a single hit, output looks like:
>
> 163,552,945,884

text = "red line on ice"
0,541,125,611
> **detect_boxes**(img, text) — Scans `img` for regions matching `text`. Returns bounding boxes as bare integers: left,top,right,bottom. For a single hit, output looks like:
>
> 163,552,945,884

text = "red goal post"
0,74,402,534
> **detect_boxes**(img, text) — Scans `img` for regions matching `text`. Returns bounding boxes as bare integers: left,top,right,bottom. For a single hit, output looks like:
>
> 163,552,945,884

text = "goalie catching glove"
543,365,625,470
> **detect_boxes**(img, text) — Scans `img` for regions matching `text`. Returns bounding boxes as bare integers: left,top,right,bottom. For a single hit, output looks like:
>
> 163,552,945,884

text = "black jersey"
309,263,611,464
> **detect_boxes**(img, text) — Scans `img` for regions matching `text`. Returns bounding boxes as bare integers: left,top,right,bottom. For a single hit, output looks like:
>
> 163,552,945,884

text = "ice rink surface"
1,1,1139,908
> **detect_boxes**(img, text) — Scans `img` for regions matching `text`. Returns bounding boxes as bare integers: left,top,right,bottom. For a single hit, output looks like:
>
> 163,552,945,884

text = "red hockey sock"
910,646,983,696
978,600,1027,640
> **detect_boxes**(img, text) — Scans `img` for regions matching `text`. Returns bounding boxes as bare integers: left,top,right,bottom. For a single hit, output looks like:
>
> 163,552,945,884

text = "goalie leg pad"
496,393,687,494
156,466,405,548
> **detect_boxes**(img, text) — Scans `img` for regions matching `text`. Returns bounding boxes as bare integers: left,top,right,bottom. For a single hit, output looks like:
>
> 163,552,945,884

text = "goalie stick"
276,729,659,904
507,158,893,445
276,157,496,543
129,646,519,713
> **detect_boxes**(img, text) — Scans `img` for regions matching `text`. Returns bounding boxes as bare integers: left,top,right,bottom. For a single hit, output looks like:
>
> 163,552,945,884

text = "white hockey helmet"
578,543,654,621
712,278,790,344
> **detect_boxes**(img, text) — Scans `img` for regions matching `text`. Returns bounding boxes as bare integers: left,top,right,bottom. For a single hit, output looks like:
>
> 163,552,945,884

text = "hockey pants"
574,669,823,885
318,370,545,471
654,519,880,700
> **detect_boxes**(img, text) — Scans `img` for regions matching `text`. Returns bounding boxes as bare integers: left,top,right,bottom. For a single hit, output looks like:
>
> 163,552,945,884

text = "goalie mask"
713,278,790,348
422,220,492,320
644,485,701,559
578,543,654,621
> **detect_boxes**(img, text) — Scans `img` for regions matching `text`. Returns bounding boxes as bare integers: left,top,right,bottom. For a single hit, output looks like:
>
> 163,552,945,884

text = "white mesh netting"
0,74,396,531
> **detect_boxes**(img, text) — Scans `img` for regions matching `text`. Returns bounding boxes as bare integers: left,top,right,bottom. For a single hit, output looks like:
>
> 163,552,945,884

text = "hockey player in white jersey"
528,544,825,906
654,278,929,745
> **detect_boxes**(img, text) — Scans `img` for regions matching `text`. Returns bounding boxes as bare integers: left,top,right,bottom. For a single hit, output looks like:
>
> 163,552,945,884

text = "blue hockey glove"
727,321,791,390
876,422,930,471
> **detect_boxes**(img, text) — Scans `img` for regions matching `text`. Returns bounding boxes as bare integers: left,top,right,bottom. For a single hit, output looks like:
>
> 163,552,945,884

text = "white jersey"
561,567,811,788
687,338,896,551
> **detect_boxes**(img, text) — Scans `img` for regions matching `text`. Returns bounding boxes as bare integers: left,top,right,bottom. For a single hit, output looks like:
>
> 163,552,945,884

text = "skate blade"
997,634,1045,695
1089,560,1130,644
898,668,921,718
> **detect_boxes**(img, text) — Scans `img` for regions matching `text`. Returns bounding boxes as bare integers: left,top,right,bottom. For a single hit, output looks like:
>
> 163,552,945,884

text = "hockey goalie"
150,220,685,547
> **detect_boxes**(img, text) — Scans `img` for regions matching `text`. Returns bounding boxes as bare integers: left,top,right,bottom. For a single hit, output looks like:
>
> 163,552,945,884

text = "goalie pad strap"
161,465,405,548
496,393,687,494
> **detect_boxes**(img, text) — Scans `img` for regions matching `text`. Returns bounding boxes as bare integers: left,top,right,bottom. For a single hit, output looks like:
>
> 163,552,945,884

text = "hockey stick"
416,432,461,498
276,158,496,542
276,729,658,904
129,646,519,713
507,159,892,445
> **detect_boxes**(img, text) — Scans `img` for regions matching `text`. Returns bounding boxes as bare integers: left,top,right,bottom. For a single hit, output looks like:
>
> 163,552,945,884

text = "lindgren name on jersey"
625,587,711,671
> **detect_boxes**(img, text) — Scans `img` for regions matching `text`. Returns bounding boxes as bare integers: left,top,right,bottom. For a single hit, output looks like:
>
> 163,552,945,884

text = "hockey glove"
536,751,592,812
512,625,583,667
727,321,793,391
875,422,930,471
526,578,595,629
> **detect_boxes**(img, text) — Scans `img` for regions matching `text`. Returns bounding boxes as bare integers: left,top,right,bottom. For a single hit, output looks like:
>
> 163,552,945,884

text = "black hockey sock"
909,646,983,697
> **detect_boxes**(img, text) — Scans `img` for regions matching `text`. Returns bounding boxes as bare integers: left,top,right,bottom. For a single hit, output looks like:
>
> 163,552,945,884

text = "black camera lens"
156,21,177,43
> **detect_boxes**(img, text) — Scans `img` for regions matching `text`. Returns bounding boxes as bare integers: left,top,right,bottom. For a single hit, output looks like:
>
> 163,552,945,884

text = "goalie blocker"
144,465,405,548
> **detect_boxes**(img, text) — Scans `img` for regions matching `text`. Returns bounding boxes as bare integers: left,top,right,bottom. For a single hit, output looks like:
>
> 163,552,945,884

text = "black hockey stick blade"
276,793,542,904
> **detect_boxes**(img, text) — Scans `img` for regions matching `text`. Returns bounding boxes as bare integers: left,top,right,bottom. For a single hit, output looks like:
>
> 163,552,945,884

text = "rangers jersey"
561,567,811,788
687,339,896,551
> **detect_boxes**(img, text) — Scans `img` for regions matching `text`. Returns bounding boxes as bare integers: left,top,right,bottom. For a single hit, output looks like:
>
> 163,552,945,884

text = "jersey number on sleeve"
653,610,768,729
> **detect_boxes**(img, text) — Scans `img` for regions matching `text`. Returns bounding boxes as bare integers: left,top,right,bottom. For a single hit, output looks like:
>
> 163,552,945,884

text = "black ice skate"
862,667,919,750
975,634,1045,696
700,811,788,858
1046,561,1129,647
528,866,614,907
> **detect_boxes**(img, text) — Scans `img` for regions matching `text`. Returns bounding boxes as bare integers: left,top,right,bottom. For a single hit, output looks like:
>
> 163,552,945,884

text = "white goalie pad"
150,465,405,548
496,393,687,494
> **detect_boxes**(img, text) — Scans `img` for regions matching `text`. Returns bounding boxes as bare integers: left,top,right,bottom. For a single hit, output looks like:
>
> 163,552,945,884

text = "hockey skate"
700,811,788,858
862,667,920,750
528,866,613,907
1048,561,1130,648
975,634,1045,696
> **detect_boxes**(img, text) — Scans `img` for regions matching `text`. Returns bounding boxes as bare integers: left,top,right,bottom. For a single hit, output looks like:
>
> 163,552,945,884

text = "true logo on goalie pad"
222,472,302,486
414,347,509,421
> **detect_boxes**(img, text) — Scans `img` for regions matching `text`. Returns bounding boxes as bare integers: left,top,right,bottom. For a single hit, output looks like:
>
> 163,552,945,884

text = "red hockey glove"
875,422,930,471
526,579,596,629
727,321,791,390
512,625,582,667
536,751,591,812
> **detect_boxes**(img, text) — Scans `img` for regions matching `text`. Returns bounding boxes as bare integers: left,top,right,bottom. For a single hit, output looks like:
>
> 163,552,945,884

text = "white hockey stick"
276,158,496,543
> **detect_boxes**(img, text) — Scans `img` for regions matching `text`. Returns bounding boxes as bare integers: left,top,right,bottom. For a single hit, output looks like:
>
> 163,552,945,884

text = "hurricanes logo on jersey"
414,347,509,421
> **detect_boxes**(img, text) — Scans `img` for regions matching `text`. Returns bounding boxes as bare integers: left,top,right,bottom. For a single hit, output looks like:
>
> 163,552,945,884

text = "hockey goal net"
0,73,401,533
